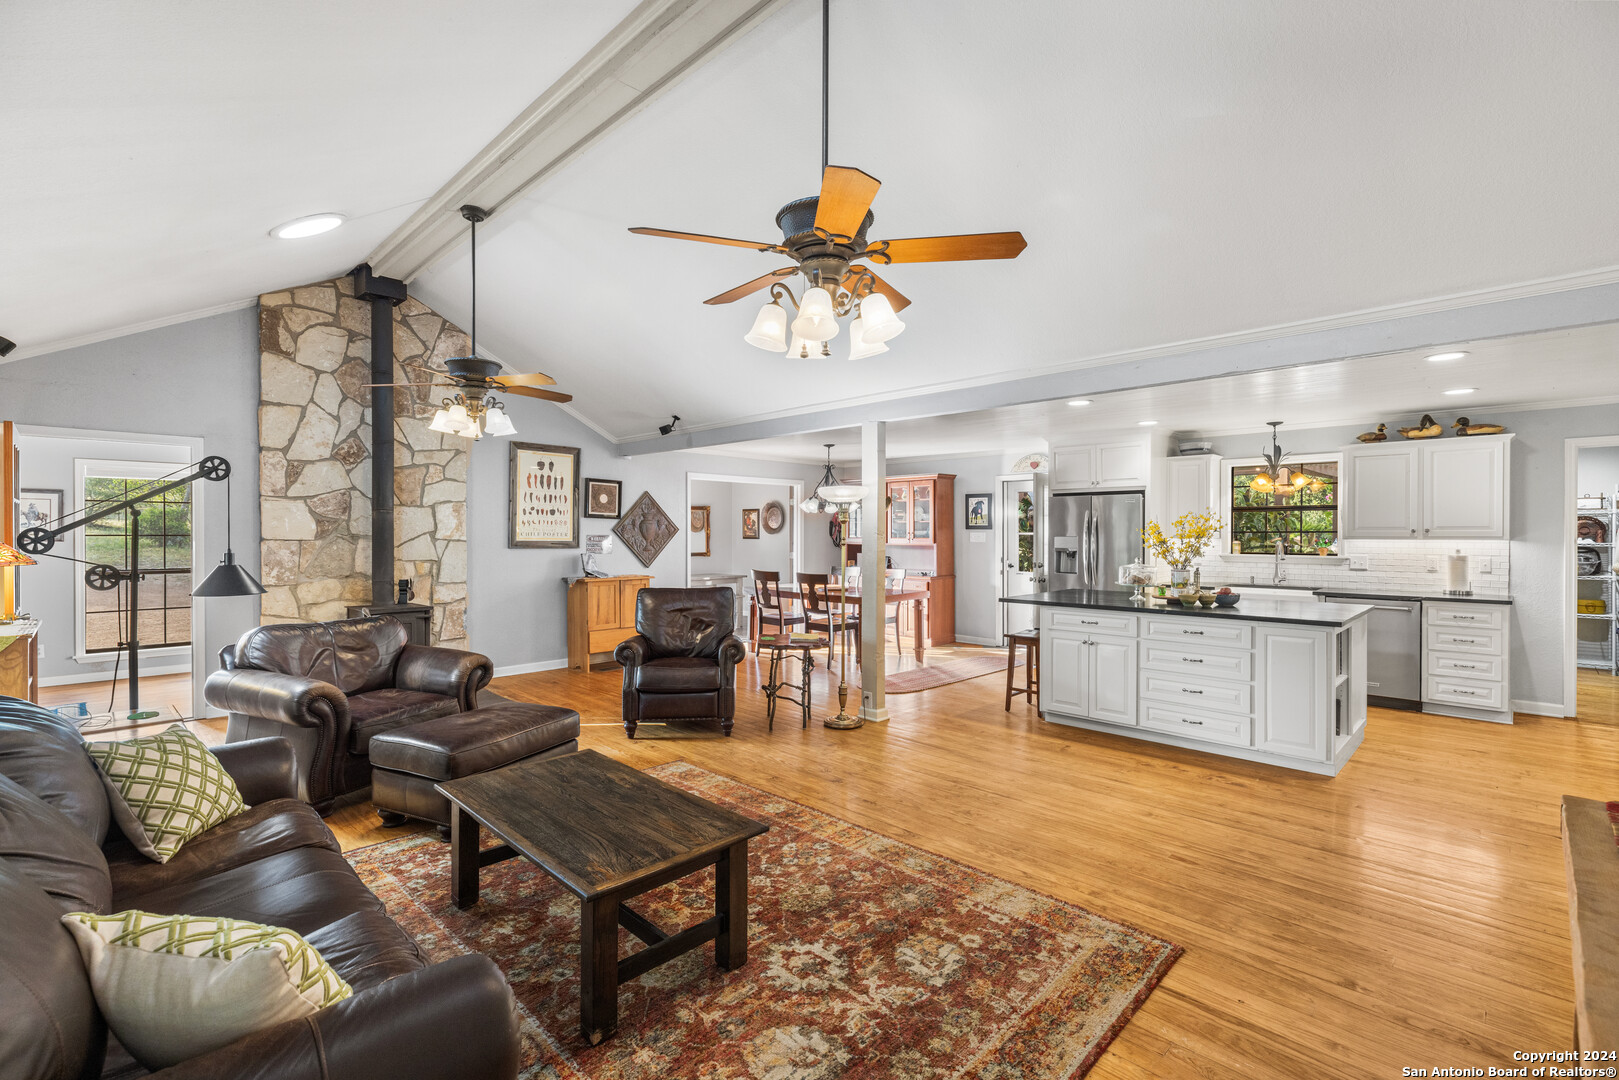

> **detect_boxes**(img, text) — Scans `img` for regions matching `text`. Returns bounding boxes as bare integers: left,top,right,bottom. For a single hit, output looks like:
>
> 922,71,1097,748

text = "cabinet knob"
1424,528,1430,533
1411,529,1416,535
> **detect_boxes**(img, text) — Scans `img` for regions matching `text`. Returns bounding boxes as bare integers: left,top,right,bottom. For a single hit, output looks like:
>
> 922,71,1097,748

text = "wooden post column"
858,420,888,722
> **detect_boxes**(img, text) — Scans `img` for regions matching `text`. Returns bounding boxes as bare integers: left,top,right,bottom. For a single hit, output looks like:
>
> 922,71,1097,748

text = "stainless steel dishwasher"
1319,594,1422,710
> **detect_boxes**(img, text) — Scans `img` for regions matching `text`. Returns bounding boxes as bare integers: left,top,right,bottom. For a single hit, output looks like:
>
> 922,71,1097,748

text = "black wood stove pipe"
352,264,408,607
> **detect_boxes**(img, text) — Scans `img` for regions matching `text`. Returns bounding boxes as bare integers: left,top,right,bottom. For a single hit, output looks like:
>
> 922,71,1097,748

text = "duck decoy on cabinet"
1453,417,1505,437
1356,423,1387,443
1398,414,1443,439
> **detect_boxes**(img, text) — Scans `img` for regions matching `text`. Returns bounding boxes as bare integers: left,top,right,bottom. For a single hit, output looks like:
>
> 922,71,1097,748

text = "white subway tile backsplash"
1196,539,1510,596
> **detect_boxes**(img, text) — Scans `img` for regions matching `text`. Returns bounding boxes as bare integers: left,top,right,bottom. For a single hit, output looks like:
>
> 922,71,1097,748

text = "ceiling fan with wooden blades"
367,205,571,439
629,1,1026,362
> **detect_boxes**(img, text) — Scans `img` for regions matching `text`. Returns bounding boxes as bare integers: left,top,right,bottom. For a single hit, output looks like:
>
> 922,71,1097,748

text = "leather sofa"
0,695,520,1080
614,588,746,738
204,616,492,815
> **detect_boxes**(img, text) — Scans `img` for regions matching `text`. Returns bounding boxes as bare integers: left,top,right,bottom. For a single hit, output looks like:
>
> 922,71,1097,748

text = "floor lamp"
816,484,869,729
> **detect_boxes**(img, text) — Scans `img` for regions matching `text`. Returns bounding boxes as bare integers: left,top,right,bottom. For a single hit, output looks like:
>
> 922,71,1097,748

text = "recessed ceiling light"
270,213,346,240
1425,351,1469,363
1067,399,1092,407
1137,420,1158,426
1443,387,1477,396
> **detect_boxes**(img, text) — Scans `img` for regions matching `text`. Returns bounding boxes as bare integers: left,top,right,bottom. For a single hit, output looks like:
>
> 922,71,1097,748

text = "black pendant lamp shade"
192,477,265,597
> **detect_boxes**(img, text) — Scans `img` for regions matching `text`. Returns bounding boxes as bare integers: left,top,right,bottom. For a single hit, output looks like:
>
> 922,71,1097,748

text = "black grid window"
82,477,192,653
1230,462,1339,556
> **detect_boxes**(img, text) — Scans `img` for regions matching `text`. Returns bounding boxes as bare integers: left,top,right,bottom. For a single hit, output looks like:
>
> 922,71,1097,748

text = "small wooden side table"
757,633,827,730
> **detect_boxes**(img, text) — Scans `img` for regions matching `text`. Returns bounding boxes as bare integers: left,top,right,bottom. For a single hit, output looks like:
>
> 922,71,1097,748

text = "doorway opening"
685,473,807,641
1572,437,1619,724
998,475,1037,639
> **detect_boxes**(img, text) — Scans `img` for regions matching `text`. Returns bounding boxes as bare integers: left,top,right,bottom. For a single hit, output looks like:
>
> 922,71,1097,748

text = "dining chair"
798,572,857,664
751,569,803,646
883,568,907,656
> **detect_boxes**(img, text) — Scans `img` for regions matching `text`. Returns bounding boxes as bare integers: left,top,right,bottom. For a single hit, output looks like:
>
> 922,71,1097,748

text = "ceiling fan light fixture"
744,300,789,351
430,403,479,439
482,406,516,437
858,292,904,343
790,285,839,341
847,316,888,361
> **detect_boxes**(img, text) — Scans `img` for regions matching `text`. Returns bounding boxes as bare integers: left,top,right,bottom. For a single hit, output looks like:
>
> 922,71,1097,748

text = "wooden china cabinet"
852,473,955,646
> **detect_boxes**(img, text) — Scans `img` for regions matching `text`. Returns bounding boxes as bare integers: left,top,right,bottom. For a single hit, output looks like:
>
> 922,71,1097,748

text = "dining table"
750,584,930,662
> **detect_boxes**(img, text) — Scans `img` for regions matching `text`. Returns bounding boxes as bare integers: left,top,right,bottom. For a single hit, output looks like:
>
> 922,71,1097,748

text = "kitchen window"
1228,459,1339,555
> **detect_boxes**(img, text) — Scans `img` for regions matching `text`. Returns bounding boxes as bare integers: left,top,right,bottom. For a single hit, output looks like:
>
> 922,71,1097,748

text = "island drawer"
1143,618,1252,649
1424,676,1506,711
1425,604,1504,631
1141,705,1251,747
1141,643,1252,682
1425,626,1503,655
1048,610,1137,636
1426,652,1504,682
1140,673,1252,715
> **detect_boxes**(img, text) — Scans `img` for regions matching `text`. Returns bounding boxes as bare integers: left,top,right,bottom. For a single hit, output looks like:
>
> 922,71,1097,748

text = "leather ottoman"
370,701,581,838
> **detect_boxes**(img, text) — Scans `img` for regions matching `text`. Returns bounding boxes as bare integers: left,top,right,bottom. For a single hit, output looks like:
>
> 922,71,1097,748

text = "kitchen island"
1004,589,1373,776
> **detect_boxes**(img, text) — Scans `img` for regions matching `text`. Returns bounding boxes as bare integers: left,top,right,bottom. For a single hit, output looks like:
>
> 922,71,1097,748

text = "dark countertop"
1002,589,1372,627
1309,587,1512,605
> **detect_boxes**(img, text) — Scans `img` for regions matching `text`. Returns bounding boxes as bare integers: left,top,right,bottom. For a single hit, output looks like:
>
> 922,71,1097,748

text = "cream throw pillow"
61,909,353,1069
84,724,245,862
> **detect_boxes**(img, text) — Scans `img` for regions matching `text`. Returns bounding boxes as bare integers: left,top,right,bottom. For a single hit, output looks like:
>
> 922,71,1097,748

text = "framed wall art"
761,500,785,535
17,488,63,534
965,492,993,530
741,508,760,539
509,443,581,548
583,478,622,519
614,491,679,567
690,505,711,557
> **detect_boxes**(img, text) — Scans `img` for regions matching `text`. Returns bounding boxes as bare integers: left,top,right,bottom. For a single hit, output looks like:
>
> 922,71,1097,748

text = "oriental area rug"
346,762,1181,1079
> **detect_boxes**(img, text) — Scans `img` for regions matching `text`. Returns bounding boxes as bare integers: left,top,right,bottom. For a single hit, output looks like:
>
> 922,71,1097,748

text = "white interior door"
1001,477,1037,637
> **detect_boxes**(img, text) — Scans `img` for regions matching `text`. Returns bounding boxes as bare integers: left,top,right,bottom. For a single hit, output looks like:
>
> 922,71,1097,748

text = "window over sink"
1228,459,1339,555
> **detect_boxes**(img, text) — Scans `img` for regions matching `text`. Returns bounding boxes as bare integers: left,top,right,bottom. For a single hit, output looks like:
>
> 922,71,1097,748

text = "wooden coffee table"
437,749,768,1044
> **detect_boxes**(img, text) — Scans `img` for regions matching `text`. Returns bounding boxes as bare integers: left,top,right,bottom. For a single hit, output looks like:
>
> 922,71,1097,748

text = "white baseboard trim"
491,658,570,678
1512,699,1569,719
39,664,192,688
953,634,1003,648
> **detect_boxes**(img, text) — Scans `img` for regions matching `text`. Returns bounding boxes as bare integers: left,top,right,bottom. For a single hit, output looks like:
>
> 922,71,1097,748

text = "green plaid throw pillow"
84,725,246,863
62,909,352,1068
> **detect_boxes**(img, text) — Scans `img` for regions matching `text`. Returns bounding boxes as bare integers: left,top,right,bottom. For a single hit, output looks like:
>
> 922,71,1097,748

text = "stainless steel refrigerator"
1047,491,1145,590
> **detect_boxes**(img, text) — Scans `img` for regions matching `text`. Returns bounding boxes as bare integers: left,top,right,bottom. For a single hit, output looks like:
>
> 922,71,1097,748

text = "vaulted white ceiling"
411,0,1619,442
0,0,638,356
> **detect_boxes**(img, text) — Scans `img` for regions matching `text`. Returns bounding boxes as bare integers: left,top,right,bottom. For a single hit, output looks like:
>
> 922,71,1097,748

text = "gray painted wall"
2,307,263,710
466,399,826,672
1578,445,1619,501
688,478,795,580
14,433,191,681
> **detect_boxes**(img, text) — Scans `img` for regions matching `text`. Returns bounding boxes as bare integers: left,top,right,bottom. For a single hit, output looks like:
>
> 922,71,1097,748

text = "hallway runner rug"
346,761,1181,1079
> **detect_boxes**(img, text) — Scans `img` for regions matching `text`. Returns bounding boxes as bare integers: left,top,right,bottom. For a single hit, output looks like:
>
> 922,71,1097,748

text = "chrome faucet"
1272,538,1287,584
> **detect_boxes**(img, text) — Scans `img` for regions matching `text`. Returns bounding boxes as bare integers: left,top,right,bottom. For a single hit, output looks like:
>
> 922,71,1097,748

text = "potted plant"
1142,510,1224,587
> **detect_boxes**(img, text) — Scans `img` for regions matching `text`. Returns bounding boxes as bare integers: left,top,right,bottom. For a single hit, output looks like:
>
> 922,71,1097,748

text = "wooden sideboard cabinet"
0,620,41,703
566,575,652,671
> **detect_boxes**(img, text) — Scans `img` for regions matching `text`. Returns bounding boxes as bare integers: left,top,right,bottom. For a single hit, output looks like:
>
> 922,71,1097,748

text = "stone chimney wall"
256,275,470,648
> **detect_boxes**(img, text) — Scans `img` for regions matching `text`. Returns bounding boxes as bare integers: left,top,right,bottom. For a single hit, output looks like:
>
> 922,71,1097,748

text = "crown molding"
3,297,258,364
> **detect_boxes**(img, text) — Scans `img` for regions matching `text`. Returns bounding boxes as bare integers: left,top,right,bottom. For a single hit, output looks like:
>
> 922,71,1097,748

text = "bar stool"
1005,629,1039,711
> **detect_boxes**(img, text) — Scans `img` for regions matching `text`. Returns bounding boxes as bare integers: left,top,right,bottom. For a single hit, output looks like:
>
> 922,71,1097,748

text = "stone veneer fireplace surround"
256,275,470,649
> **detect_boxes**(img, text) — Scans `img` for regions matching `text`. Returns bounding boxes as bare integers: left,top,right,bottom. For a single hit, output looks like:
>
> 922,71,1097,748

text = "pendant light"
193,476,266,597
429,207,516,440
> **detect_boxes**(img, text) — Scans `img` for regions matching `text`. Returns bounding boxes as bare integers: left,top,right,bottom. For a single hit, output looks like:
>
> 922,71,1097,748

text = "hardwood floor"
1578,667,1619,724
43,654,1613,1072
37,671,194,735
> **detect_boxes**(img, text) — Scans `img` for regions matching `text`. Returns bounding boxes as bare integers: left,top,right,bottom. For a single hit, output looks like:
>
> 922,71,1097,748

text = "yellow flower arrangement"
1142,510,1224,570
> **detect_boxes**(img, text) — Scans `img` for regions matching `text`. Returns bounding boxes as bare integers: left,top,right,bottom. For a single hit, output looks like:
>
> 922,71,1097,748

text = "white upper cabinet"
1421,438,1509,538
1341,444,1421,538
1341,435,1511,540
1159,454,1220,524
1054,438,1150,491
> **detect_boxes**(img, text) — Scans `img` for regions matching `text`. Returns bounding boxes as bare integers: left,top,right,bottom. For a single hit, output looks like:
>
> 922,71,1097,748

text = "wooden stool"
1005,629,1039,711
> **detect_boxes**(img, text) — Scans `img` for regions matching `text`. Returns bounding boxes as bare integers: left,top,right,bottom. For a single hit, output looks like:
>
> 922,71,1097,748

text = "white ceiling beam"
618,279,1619,456
367,0,787,282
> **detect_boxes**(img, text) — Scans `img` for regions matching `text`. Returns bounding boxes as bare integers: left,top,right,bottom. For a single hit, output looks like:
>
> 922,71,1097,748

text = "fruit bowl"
1214,590,1240,607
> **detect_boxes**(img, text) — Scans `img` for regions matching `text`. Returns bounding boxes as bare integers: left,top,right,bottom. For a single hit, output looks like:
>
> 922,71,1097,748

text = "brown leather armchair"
204,616,492,815
614,588,746,738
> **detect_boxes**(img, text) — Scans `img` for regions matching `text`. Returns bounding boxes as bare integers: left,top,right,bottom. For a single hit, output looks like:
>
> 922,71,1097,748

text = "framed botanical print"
965,492,993,530
583,478,622,519
509,443,581,548
741,508,760,539
690,505,711,556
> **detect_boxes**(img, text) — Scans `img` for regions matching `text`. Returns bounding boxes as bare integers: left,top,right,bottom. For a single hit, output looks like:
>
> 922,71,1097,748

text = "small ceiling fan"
370,205,571,439
629,0,1026,362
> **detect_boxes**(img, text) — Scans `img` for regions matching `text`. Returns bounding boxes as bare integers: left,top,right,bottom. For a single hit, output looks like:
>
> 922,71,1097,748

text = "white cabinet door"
1054,446,1097,490
1421,438,1507,539
1088,637,1139,725
1256,627,1327,760
1096,442,1148,489
1042,631,1089,715
1162,455,1218,522
1342,444,1420,539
